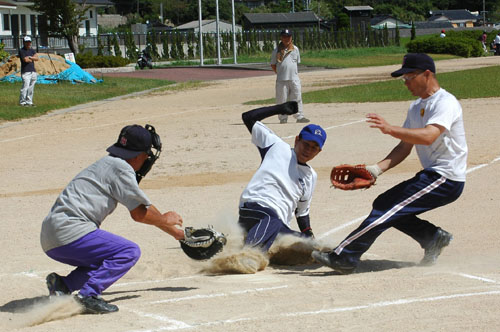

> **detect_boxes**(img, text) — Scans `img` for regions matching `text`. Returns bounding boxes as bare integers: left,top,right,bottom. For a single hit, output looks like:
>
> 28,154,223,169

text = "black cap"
280,29,292,36
391,53,436,77
106,125,152,160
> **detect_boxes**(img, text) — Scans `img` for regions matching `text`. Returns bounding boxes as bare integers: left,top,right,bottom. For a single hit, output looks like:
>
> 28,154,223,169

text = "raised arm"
241,101,298,132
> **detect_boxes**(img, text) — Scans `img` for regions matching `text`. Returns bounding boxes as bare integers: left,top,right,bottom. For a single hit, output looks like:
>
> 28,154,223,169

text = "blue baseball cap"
107,124,152,160
299,124,326,149
391,53,435,77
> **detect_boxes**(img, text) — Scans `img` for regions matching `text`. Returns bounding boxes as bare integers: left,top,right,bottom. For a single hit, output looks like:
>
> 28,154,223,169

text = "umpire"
313,53,467,274
41,124,184,314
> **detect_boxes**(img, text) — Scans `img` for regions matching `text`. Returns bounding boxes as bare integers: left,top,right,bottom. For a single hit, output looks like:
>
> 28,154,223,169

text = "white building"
0,0,112,39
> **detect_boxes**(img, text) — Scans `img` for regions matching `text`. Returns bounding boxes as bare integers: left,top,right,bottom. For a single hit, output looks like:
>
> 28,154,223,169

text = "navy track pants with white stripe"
238,202,303,251
334,170,464,266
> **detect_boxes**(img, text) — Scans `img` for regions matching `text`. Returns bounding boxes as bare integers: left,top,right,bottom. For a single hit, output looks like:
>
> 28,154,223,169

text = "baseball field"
1,56,500,331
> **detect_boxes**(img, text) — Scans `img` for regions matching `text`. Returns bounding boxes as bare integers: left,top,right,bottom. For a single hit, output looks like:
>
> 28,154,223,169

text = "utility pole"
215,0,221,65
483,0,486,26
198,0,204,66
231,0,237,64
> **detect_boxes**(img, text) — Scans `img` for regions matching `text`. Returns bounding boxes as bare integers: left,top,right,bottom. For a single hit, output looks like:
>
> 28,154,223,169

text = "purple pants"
45,229,141,297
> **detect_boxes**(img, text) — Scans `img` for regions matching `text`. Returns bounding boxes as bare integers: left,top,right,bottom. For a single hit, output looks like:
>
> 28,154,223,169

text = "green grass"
0,77,175,121
246,65,500,105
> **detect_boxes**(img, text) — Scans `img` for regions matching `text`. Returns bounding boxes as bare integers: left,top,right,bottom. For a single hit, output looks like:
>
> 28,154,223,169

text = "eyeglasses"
401,72,423,82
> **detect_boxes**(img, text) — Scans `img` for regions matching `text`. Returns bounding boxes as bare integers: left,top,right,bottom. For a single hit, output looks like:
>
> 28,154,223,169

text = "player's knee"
124,242,141,265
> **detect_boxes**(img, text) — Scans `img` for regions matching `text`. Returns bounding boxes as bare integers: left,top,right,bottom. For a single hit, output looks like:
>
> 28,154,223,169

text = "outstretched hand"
366,113,392,135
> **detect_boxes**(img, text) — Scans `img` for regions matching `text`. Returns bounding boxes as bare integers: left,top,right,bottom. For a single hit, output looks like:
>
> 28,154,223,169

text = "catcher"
41,124,185,314
238,102,326,251
313,53,467,274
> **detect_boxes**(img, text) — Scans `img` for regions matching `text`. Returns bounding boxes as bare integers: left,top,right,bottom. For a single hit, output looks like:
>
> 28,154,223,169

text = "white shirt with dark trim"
40,155,152,251
239,121,317,228
270,45,300,81
403,88,468,181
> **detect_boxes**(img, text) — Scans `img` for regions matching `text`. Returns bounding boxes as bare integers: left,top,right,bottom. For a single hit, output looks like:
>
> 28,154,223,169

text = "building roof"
429,9,478,22
0,1,16,9
244,12,320,24
415,21,454,29
176,20,238,30
370,15,411,28
344,6,373,11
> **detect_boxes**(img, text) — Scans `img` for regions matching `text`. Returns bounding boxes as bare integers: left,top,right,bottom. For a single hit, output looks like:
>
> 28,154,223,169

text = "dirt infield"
1,56,500,331
101,65,276,82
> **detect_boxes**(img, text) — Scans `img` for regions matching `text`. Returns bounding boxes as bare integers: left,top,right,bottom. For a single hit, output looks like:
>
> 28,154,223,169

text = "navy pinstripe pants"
334,170,464,266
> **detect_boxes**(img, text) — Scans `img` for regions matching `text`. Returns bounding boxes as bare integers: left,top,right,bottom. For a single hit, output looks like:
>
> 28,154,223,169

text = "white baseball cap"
23,36,31,42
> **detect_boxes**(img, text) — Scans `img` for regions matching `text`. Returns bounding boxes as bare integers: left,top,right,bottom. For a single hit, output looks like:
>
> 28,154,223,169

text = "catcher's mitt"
330,164,376,190
180,226,227,260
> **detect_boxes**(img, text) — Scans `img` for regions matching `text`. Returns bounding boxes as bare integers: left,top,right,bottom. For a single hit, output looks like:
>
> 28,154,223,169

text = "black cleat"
421,228,453,266
75,294,119,314
46,272,71,296
312,251,356,275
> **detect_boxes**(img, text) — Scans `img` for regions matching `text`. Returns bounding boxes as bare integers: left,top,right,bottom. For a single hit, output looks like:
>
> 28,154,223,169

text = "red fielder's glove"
330,164,376,190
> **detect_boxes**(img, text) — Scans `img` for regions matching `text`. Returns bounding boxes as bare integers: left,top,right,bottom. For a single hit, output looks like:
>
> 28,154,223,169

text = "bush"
76,52,130,68
406,36,483,57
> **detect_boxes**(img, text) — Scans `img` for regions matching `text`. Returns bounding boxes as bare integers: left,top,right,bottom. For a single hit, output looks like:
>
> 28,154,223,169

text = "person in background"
440,30,446,38
270,29,310,124
481,31,488,53
494,32,500,56
19,36,38,106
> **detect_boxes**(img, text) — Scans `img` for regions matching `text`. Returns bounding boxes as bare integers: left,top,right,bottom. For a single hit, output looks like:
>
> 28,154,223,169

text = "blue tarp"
0,59,102,84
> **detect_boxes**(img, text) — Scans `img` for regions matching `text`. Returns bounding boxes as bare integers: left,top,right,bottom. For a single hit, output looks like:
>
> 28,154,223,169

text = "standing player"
41,124,184,314
238,102,326,251
19,36,38,106
270,29,310,124
313,53,467,274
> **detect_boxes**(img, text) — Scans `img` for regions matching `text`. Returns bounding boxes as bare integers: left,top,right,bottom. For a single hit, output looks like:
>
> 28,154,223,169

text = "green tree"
112,34,122,57
31,0,88,54
0,40,9,61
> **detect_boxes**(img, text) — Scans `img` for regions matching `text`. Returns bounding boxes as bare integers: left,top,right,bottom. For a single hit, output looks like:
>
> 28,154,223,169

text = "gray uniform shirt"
40,155,152,252
270,45,300,81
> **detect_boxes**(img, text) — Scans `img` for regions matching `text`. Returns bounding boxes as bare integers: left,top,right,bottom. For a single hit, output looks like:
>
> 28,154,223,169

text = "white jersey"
41,155,152,251
403,88,468,181
270,45,300,81
239,121,317,227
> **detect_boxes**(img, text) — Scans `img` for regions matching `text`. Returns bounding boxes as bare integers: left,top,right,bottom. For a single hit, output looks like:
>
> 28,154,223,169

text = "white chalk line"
230,118,366,140
125,289,500,332
122,286,288,331
453,272,498,284
149,285,288,305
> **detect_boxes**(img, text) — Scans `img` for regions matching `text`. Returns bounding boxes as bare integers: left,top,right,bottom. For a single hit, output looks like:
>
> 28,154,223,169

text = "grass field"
0,77,175,121
1,40,496,122
245,65,500,105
